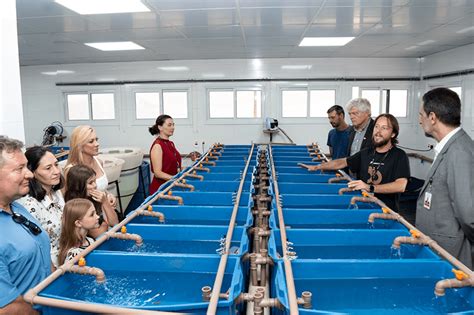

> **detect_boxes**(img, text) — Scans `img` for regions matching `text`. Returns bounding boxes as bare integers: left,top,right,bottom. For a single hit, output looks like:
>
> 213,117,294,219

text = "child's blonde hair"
58,198,94,265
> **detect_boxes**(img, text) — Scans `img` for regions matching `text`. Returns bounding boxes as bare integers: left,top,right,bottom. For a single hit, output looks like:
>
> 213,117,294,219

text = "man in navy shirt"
0,136,51,314
326,105,352,160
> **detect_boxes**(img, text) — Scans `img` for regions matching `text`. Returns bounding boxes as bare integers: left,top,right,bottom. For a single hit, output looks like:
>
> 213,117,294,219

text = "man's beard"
424,132,434,139
373,135,391,148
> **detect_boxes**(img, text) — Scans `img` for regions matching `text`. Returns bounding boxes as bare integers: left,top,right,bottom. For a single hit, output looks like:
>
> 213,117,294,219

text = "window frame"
127,84,192,126
278,82,340,124
205,83,265,124
350,82,413,123
61,86,120,127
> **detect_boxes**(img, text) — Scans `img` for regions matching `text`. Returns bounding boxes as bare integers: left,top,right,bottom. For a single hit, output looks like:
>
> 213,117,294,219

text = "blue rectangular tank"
40,253,245,314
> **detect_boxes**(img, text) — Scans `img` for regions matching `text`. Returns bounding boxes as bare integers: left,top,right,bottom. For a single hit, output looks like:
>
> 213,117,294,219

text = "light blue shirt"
0,202,51,308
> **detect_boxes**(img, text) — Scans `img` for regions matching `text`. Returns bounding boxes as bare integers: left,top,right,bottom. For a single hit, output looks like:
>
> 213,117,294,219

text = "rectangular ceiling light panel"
85,41,145,51
299,37,355,46
55,0,150,15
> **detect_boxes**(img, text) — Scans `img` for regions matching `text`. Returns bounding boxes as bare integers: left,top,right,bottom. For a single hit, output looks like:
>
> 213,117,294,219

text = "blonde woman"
65,125,116,207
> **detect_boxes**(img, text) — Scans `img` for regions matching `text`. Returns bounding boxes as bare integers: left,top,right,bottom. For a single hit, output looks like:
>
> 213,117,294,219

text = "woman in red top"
148,114,182,195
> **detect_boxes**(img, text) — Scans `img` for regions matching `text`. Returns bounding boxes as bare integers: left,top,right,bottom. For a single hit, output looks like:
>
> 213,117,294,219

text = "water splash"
432,295,449,311
128,243,143,253
144,292,163,304
390,246,402,259
348,203,358,210
367,222,375,229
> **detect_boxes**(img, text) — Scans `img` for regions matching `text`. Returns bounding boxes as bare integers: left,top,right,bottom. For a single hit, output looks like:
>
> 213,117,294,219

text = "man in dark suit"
416,87,474,269
346,98,375,156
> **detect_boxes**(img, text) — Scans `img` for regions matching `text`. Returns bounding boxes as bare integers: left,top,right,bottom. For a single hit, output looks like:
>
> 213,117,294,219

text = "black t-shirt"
346,146,410,211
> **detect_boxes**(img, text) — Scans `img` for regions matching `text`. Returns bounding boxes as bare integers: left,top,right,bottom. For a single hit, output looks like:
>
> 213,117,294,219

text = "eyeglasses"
374,125,392,132
11,211,42,236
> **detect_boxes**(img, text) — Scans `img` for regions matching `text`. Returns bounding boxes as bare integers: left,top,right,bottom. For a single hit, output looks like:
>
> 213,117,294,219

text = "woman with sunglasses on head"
64,165,118,239
148,114,182,195
17,146,65,267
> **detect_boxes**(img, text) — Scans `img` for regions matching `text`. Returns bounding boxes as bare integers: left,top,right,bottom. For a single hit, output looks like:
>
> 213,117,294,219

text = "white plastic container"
101,157,125,183
99,147,144,212
99,147,143,170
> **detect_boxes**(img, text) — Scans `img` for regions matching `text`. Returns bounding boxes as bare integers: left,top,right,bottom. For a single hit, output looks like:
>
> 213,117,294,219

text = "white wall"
19,49,473,180
20,57,420,151
422,44,474,77
422,44,474,139
1,0,25,141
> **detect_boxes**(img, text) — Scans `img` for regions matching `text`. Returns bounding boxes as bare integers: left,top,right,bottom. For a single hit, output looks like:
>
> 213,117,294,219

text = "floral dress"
17,190,65,267
65,237,95,262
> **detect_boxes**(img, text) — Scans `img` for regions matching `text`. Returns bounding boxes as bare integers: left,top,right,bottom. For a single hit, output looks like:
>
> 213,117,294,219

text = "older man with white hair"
346,98,375,156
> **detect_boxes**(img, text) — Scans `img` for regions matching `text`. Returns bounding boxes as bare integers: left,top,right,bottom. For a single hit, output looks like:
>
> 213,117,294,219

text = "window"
209,91,234,118
163,91,188,118
91,93,115,120
353,87,408,118
135,90,188,119
282,89,336,118
135,92,160,119
237,91,261,118
310,90,336,117
209,89,262,119
66,92,115,121
67,94,89,120
361,89,381,117
383,89,408,117
449,87,462,99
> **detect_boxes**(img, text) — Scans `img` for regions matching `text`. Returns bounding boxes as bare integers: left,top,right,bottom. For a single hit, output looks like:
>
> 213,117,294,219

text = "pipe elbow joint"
297,291,312,309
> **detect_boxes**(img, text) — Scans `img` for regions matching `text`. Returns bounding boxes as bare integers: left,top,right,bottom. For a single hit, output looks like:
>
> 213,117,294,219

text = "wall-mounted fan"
41,121,65,146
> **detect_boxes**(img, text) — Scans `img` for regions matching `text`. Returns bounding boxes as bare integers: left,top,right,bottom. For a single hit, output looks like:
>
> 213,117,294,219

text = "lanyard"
369,147,392,183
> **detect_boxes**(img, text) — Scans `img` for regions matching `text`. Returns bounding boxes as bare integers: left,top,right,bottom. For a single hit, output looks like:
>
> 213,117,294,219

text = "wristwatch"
369,185,375,193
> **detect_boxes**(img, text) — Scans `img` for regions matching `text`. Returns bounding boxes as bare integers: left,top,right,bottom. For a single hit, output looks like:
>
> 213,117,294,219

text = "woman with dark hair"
149,114,182,194
64,165,118,239
17,146,65,267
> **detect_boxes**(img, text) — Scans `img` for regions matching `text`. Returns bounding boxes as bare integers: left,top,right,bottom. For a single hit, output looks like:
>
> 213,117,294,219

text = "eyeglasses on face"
374,125,392,131
11,211,42,236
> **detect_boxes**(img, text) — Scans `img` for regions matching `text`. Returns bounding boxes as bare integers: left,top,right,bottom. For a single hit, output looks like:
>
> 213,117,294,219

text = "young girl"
58,198,99,265
64,165,118,239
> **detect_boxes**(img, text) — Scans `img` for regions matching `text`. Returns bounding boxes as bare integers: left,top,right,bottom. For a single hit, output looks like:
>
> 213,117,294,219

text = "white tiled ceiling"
16,0,474,66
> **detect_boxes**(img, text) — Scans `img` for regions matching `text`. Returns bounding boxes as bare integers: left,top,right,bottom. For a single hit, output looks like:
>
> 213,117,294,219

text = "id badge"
423,192,432,209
